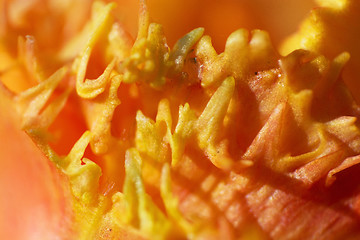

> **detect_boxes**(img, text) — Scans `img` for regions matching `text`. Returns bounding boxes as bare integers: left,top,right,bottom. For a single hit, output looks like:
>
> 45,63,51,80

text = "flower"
1,0,360,239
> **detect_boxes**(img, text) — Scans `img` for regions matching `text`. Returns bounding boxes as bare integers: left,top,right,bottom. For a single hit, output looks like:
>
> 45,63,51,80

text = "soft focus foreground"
1,0,360,239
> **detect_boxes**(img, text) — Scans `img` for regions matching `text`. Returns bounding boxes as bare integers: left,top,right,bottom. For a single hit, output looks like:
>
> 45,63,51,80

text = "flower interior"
1,0,360,239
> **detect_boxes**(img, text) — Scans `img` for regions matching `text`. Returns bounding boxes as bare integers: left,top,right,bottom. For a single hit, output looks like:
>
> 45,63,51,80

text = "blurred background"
1,0,315,52
116,0,315,51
